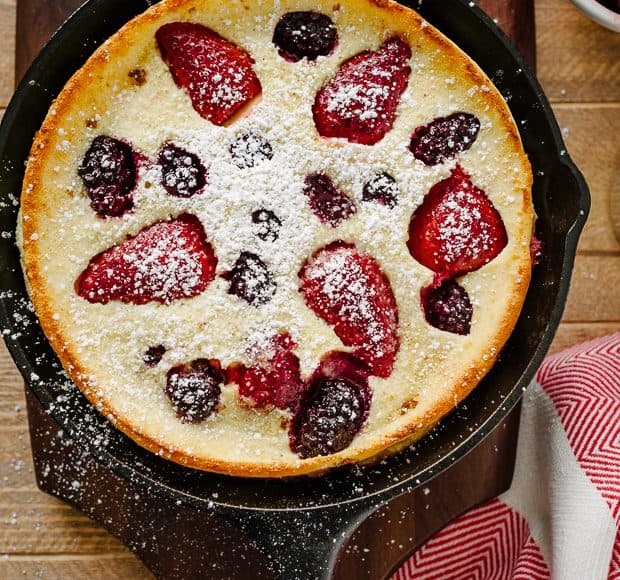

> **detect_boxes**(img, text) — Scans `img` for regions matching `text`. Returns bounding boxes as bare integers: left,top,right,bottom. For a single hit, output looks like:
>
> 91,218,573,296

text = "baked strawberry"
312,350,371,385
303,173,357,227
299,241,399,378
156,22,262,126
312,37,411,145
227,332,304,410
407,165,508,276
77,214,217,304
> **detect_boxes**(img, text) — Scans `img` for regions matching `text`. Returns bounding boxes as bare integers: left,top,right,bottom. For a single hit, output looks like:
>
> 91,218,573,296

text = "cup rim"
571,0,620,32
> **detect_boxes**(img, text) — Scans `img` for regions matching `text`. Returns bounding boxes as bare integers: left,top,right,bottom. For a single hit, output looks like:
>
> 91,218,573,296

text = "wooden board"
1,0,619,576
537,0,620,102
553,105,620,253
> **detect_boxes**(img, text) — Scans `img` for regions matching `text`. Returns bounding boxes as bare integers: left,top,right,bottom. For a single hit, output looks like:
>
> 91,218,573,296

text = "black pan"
0,0,589,578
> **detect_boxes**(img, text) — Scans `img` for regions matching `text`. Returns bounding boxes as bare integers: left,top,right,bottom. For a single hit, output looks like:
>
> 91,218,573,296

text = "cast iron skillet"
0,0,589,577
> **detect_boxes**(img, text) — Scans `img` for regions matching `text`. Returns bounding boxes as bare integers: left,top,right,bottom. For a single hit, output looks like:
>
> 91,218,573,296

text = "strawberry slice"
156,22,261,126
407,166,508,277
312,350,371,385
227,332,304,410
77,214,217,304
312,37,411,145
299,241,399,378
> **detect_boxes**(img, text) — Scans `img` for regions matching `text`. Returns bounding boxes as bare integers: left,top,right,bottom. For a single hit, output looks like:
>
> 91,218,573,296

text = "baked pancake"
18,0,534,477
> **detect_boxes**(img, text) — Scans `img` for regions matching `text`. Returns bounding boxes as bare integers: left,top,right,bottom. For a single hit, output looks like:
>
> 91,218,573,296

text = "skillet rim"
0,0,590,512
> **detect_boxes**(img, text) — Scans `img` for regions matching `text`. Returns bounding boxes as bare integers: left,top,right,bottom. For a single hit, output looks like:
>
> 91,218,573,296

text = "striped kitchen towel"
396,333,620,579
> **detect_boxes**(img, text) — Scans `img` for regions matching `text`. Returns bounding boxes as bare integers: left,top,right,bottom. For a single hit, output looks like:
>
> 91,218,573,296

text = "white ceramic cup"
570,0,620,32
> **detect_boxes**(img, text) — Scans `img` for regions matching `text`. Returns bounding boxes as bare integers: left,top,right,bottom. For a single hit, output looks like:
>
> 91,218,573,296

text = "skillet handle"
229,404,521,580
225,504,374,580
330,404,522,579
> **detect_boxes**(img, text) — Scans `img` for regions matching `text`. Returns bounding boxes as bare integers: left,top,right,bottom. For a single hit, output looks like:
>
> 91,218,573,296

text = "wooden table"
0,0,618,577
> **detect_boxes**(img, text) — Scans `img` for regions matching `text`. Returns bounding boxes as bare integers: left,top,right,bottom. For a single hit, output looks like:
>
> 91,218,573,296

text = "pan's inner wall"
0,0,586,510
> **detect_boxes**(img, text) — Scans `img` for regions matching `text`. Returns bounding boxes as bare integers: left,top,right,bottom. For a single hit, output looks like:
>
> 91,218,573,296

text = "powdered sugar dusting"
17,0,532,467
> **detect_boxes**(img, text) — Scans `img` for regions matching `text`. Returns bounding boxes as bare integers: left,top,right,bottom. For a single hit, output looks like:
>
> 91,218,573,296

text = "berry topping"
290,375,370,458
230,132,273,169
407,165,508,277
156,22,262,126
165,359,224,423
77,214,217,304
227,332,304,410
273,11,338,62
158,143,207,198
299,241,399,378
223,252,276,307
314,350,371,384
143,345,166,367
422,278,472,335
78,135,137,217
252,209,281,242
362,172,400,208
409,112,481,166
530,231,543,267
303,173,356,227
312,38,411,145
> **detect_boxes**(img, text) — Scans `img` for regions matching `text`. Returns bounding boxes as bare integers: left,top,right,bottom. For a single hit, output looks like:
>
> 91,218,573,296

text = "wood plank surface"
554,105,620,253
0,556,152,579
0,0,619,577
550,322,620,353
564,256,620,321
0,0,16,106
0,492,128,555
478,0,536,66
537,0,620,102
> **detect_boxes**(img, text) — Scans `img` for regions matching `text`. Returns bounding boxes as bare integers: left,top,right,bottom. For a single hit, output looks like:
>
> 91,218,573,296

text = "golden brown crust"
20,0,533,478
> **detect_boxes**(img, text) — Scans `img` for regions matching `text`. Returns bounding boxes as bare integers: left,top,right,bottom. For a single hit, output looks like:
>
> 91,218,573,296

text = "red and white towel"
395,333,620,579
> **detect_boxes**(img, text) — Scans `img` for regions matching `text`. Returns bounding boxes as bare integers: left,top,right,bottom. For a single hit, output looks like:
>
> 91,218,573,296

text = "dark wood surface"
12,1,535,578
478,0,536,66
